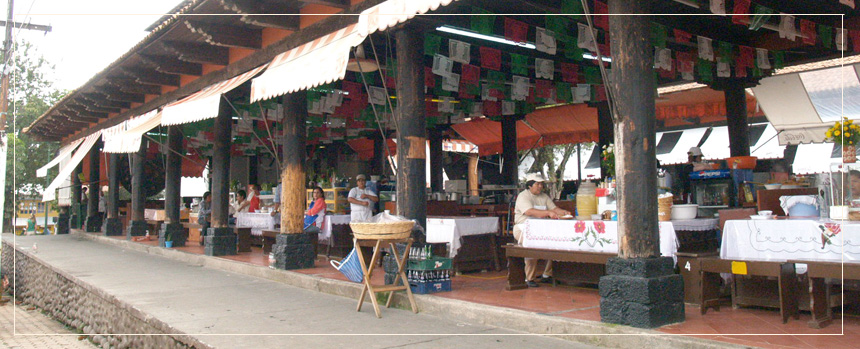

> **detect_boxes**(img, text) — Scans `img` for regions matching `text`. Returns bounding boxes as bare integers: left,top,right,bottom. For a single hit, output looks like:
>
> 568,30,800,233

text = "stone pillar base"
599,257,685,328
126,220,148,239
272,232,318,270
102,218,123,236
56,212,70,235
85,215,103,232
159,223,188,247
204,227,237,256
69,214,79,231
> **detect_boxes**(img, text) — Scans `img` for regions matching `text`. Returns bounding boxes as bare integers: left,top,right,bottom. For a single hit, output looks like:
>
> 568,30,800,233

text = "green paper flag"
424,34,442,56
517,101,536,115
584,66,601,84
433,79,450,97
752,66,763,77
511,53,529,75
651,23,668,48
749,5,773,31
471,7,496,35
819,24,833,49
697,59,713,83
564,39,584,61
717,41,733,63
773,51,785,70
465,83,481,96
555,82,572,102
358,72,377,85
547,16,572,42
488,71,507,90
560,0,585,20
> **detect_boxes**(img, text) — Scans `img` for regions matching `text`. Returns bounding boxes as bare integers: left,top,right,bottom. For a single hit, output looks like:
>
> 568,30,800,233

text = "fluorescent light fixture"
437,25,536,49
583,53,612,63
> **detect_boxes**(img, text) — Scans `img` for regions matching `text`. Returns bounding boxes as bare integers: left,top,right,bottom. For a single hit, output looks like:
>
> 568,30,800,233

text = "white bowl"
757,210,773,217
671,204,698,220
749,215,772,220
763,183,782,190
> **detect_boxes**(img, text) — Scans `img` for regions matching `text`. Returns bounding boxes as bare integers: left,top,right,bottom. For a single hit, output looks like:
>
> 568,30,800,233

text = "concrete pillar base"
599,257,685,328
272,232,318,270
204,227,237,256
159,223,188,247
126,220,148,239
85,215,103,232
102,218,123,236
56,212,70,235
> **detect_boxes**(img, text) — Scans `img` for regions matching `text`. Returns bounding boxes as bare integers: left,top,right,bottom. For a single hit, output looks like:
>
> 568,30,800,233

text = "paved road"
0,300,97,349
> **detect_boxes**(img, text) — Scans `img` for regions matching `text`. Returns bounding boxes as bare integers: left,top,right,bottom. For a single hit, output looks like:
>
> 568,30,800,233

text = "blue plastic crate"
410,280,452,294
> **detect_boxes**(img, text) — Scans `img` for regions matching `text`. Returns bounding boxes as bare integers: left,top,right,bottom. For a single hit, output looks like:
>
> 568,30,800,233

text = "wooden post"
395,26,427,236
429,126,444,193
70,163,82,229
161,125,187,246
249,155,259,186
84,140,102,232
210,99,233,229
501,116,518,186
127,139,147,237
103,153,123,235
280,90,307,235
724,81,751,157
371,131,385,176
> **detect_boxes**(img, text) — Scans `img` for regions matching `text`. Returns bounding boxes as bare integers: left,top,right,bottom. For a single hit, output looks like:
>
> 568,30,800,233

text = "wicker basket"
657,195,673,222
350,221,414,240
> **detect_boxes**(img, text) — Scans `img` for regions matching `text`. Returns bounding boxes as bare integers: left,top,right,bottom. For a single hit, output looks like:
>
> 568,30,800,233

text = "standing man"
513,173,571,288
348,174,378,222
198,192,212,246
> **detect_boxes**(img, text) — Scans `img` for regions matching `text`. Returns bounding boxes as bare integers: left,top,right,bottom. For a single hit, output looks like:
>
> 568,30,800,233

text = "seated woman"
304,186,327,233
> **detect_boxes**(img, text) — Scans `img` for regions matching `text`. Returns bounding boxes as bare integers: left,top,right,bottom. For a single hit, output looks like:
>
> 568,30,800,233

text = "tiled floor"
110,235,860,348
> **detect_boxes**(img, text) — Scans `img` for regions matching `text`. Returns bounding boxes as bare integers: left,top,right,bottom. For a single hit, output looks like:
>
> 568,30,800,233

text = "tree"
522,143,589,199
2,39,67,232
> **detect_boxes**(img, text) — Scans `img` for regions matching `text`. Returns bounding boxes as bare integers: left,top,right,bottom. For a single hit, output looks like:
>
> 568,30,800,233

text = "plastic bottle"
576,179,598,220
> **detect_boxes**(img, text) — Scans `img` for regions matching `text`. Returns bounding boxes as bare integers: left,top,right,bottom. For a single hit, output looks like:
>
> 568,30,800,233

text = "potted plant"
601,144,615,179
164,230,173,248
825,117,860,163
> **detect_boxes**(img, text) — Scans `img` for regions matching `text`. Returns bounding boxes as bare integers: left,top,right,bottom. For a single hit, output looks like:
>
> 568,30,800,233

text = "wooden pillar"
70,163,82,229
597,102,614,178
210,100,233,228
161,125,187,246
724,81,751,157
127,139,148,237
371,131,385,176
84,140,102,232
428,126,444,192
501,117,518,186
395,26,427,236
249,155,259,186
280,91,307,235
103,153,123,236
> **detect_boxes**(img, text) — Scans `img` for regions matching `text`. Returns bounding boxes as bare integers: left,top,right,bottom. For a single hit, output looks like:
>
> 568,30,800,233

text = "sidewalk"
1,233,598,348
0,297,97,348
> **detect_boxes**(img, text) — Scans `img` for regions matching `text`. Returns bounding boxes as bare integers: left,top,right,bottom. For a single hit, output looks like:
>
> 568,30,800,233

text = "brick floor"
0,297,97,349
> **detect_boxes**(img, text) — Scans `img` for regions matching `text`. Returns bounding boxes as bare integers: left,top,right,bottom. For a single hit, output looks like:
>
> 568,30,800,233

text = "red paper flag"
673,29,692,43
424,67,435,87
657,57,675,79
459,83,475,99
676,52,693,73
732,0,750,25
426,101,440,117
535,79,552,99
594,1,609,30
461,64,481,85
739,45,754,68
490,88,505,100
483,101,501,117
851,30,860,53
595,85,607,102
504,17,529,43
526,87,537,104
480,46,502,71
342,80,362,99
561,63,579,83
801,19,817,45
735,64,747,78
598,43,611,58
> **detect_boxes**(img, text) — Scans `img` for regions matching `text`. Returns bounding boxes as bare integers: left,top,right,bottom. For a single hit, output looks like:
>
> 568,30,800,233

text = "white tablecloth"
426,216,500,258
671,218,719,231
722,219,860,262
235,212,276,236
522,219,678,260
321,214,351,242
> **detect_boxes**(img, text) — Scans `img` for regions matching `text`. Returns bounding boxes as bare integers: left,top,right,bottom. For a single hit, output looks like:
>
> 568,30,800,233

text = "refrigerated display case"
690,169,735,215
307,187,350,214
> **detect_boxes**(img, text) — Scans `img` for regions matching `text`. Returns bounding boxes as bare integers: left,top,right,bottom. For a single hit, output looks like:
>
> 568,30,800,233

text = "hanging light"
346,45,379,73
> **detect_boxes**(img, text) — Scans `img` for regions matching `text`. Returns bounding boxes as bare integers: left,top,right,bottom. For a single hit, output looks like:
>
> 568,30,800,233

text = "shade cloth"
721,219,860,262
43,131,102,202
792,143,839,175
698,123,785,161
425,216,499,258
36,138,84,177
656,127,708,165
162,65,268,126
451,117,542,156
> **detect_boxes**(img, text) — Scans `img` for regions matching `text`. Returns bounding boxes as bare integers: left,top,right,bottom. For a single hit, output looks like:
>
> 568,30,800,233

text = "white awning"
698,123,785,161
657,127,708,165
753,63,860,145
162,64,268,126
792,143,839,175
43,131,102,202
104,110,161,154
750,123,786,160
250,0,459,103
36,138,84,177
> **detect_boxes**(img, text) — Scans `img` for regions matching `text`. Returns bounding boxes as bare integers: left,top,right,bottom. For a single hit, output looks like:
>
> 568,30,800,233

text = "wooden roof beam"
220,0,301,30
138,54,203,76
298,0,349,9
82,92,132,109
105,77,163,95
58,110,100,123
184,20,262,50
161,40,230,66
120,67,181,87
94,86,147,104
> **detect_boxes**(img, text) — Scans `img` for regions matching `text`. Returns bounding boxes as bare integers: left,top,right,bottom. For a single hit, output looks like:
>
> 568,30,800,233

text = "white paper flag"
368,86,388,105
697,36,714,61
840,0,855,9
481,84,498,101
709,0,726,14
502,100,516,115
432,54,454,77
577,23,598,52
654,48,672,70
347,129,360,137
836,28,847,51
438,97,455,113
535,27,557,55
717,62,731,77
470,102,482,116
512,75,530,101
442,73,460,92
309,99,322,114
451,110,466,124
535,58,554,79
755,48,771,69
572,84,591,103
682,71,694,81
448,39,471,64
779,14,797,41
329,117,346,128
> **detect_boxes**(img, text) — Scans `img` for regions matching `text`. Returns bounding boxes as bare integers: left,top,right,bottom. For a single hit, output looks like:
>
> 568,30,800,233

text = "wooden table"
502,245,614,290
354,238,417,318
788,260,860,328
181,222,202,243
699,257,799,323
145,219,163,236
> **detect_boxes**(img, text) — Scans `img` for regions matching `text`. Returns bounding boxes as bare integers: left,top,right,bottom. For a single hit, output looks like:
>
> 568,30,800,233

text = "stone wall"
1,241,208,349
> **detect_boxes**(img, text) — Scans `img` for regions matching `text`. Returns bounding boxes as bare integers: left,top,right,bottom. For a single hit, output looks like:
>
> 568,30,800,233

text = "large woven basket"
350,221,414,240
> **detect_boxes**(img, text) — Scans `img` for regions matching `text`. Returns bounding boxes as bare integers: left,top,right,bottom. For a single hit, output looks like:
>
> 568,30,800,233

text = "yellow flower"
848,133,852,137
827,131,833,138
836,130,842,136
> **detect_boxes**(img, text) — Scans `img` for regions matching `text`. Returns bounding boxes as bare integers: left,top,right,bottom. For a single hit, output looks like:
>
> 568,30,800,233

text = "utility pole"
0,0,52,139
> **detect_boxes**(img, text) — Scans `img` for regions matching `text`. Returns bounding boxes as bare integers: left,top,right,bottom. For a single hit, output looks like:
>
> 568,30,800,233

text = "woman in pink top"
304,186,327,230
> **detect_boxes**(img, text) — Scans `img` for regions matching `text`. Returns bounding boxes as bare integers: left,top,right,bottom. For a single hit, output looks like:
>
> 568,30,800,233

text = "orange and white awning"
43,131,102,202
251,0,458,103
36,137,84,177
442,139,477,153
162,64,268,126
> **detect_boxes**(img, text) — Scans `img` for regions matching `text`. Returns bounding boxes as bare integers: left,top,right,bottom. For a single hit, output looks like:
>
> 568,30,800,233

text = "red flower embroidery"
593,221,606,234
825,223,841,236
574,221,586,233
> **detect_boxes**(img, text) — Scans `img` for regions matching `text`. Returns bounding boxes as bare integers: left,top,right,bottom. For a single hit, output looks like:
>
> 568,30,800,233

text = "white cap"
525,173,549,182
356,174,367,180
688,147,703,156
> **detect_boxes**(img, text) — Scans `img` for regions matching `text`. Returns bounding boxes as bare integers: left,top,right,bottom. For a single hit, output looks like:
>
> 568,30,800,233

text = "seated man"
513,173,571,288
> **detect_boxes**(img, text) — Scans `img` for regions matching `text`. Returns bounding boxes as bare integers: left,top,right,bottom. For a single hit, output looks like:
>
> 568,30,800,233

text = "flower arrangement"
825,117,860,146
601,144,615,178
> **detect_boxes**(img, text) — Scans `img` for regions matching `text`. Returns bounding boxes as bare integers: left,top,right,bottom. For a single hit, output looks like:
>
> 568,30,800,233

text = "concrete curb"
71,231,750,348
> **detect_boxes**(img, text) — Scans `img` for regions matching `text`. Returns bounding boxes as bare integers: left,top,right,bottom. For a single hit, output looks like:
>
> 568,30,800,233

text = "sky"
4,0,183,91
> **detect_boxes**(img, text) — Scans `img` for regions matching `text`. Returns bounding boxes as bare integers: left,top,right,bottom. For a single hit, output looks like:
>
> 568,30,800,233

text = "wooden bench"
262,229,278,254
234,227,252,253
788,260,860,328
502,245,614,291
181,222,203,243
699,257,799,323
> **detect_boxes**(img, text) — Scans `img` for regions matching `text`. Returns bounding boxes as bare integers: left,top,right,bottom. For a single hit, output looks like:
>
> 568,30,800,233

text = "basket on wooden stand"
350,221,414,240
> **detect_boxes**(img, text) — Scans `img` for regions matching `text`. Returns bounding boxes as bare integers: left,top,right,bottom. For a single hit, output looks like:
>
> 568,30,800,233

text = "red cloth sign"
480,46,502,71
504,17,529,43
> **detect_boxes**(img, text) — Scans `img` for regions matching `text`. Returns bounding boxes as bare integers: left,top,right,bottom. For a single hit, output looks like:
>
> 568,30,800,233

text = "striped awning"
698,123,785,161
103,110,161,154
442,139,477,153
36,137,84,177
162,64,267,126
43,131,102,202
251,0,458,103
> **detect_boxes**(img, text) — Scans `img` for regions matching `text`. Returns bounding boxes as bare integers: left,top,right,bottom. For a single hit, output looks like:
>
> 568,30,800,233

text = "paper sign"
535,58,554,79
698,36,714,61
432,54,454,77
717,61,731,77
438,97,455,113
368,86,388,105
572,84,591,103
755,48,771,69
535,27,557,55
442,73,460,92
577,23,598,52
502,100,515,115
779,14,797,41
731,261,748,275
511,75,529,101
654,47,672,71
448,39,471,64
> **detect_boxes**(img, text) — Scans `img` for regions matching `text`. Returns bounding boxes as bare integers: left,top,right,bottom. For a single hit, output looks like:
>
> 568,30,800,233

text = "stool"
354,237,418,318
